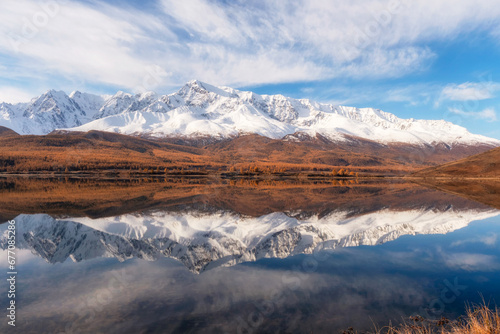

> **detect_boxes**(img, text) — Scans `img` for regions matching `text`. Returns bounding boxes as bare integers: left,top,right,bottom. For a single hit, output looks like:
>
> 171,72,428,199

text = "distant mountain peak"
137,91,157,99
69,90,81,98
41,89,67,99
112,90,133,98
179,79,235,98
186,79,204,86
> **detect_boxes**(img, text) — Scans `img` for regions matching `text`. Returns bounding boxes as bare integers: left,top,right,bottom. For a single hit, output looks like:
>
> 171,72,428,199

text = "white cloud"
311,83,437,107
1,0,500,92
337,47,436,79
449,107,497,122
441,82,500,101
0,86,37,103
451,233,498,247
384,85,435,105
0,0,171,91
442,252,500,271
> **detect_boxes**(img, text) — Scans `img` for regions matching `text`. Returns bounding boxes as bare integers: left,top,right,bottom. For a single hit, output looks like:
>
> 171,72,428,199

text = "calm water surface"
0,178,499,333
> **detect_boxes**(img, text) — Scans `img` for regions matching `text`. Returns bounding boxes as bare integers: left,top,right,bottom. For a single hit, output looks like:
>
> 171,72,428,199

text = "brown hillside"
412,146,500,178
0,130,496,175
206,133,493,169
0,130,211,173
0,126,19,137
411,146,500,209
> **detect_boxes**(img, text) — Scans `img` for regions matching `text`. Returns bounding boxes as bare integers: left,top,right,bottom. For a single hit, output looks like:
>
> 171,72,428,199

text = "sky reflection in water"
0,180,499,333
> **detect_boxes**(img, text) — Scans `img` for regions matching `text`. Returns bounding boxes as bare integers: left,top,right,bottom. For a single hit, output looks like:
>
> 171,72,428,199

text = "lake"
1,177,499,333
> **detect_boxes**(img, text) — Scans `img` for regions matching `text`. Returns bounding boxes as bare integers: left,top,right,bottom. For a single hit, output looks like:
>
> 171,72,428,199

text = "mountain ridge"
1,80,498,148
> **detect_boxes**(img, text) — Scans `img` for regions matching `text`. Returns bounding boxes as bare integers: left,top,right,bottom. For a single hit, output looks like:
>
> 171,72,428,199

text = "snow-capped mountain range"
0,80,498,146
3,207,499,273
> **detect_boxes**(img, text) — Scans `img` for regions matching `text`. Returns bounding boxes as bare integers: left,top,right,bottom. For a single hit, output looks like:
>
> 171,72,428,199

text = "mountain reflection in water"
1,177,499,333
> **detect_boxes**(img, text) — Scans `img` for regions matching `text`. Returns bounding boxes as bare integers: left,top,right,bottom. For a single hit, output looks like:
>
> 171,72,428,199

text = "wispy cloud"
449,107,497,122
442,252,500,271
384,84,438,106
0,0,171,91
0,86,36,104
440,82,500,101
1,0,500,93
451,233,498,247
309,83,439,108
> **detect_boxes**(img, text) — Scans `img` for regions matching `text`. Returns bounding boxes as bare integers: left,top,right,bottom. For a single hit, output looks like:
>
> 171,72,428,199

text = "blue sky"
1,0,500,139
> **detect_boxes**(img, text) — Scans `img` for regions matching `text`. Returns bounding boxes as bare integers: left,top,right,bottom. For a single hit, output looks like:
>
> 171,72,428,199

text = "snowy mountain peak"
34,89,69,104
137,91,157,100
0,81,499,147
26,90,71,117
68,90,81,98
179,80,237,100
184,79,220,92
186,79,205,88
42,88,65,96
